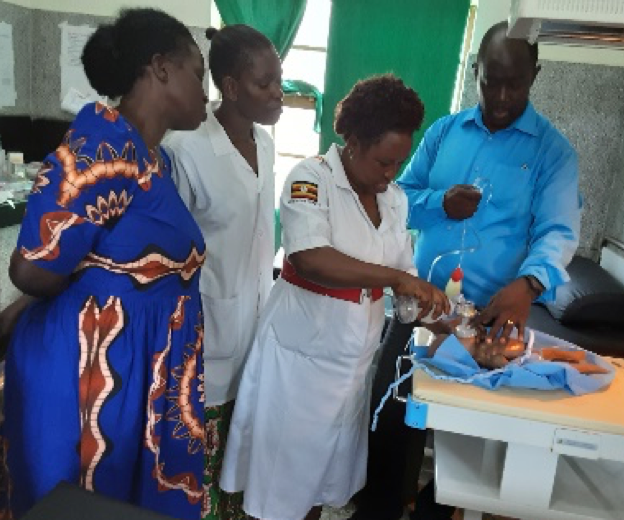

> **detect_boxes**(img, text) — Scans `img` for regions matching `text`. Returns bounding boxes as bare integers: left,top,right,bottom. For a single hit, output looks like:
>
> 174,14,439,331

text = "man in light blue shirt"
352,21,581,520
398,24,580,344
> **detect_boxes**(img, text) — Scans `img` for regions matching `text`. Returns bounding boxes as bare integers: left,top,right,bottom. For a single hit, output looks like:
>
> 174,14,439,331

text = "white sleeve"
280,160,332,257
396,186,419,276
163,137,206,213
260,127,276,208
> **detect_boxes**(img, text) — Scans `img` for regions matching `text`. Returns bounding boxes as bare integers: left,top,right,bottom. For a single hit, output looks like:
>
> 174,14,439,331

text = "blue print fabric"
2,103,207,519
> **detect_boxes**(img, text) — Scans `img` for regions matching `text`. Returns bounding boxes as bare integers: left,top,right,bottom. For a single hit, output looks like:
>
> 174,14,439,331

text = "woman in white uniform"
164,25,283,520
221,75,449,520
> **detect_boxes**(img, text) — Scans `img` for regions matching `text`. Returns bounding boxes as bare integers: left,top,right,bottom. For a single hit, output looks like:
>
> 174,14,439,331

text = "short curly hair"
334,74,425,149
82,8,195,99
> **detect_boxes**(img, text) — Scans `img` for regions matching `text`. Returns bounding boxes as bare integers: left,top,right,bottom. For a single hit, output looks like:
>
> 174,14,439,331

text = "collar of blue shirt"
461,102,540,137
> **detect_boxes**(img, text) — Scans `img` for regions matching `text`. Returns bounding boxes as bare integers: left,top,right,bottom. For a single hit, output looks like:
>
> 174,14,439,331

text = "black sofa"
527,255,624,358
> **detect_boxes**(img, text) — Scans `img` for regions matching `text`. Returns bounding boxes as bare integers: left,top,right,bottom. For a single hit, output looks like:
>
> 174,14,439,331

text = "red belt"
281,259,383,304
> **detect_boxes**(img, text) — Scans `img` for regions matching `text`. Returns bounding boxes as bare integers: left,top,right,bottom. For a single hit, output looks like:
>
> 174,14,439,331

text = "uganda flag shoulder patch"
291,181,318,203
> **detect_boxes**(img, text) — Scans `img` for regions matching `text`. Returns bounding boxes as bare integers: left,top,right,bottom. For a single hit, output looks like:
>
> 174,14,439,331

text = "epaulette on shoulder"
311,155,332,172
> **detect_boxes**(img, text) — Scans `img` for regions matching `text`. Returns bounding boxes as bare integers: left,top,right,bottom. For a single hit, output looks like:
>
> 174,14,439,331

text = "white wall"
471,0,624,67
2,0,30,7
4,0,211,27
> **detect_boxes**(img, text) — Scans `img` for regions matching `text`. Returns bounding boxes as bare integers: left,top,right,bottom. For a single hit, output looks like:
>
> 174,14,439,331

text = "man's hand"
472,278,535,344
443,184,482,220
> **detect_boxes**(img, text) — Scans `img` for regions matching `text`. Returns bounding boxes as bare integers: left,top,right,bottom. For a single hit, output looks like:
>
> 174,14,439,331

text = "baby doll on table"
426,322,608,374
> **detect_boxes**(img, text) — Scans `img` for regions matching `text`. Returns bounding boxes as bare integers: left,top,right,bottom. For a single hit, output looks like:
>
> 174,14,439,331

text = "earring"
347,148,354,161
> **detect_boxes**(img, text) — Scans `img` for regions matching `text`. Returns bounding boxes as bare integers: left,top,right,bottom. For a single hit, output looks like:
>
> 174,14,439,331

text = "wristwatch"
522,275,544,298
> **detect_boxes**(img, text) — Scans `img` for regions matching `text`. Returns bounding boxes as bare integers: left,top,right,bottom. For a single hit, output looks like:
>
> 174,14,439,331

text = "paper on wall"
59,22,107,111
61,87,92,115
0,22,17,108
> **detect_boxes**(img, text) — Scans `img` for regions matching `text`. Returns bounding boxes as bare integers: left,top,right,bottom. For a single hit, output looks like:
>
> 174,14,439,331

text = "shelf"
550,456,624,518
435,432,506,504
434,430,624,520
283,94,316,110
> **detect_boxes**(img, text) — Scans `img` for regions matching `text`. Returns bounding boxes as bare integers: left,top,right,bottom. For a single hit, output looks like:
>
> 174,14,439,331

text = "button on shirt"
397,103,581,307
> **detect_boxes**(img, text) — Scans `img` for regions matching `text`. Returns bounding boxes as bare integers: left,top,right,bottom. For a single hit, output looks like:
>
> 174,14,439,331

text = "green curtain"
214,0,307,59
282,79,323,133
213,0,308,254
320,0,471,156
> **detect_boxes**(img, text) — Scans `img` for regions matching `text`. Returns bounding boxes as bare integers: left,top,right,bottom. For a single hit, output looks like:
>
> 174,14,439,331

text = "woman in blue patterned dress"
0,8,209,519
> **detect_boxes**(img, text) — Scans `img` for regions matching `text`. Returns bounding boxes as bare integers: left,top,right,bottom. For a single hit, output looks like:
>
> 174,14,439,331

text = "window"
272,0,332,205
451,3,478,113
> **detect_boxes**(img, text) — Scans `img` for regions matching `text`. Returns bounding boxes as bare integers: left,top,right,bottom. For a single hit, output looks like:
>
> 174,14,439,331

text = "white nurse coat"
164,104,275,406
220,144,416,520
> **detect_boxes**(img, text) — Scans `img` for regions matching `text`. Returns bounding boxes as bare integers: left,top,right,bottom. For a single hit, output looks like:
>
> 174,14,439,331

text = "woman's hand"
392,272,450,321
289,248,448,321
9,249,68,298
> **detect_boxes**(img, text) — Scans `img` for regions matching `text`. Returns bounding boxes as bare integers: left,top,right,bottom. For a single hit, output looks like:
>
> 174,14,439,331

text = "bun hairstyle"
205,24,274,90
82,8,195,99
334,74,425,149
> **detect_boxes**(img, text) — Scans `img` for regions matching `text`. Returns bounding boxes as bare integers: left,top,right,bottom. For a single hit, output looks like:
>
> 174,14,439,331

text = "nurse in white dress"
164,25,283,520
221,75,449,520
